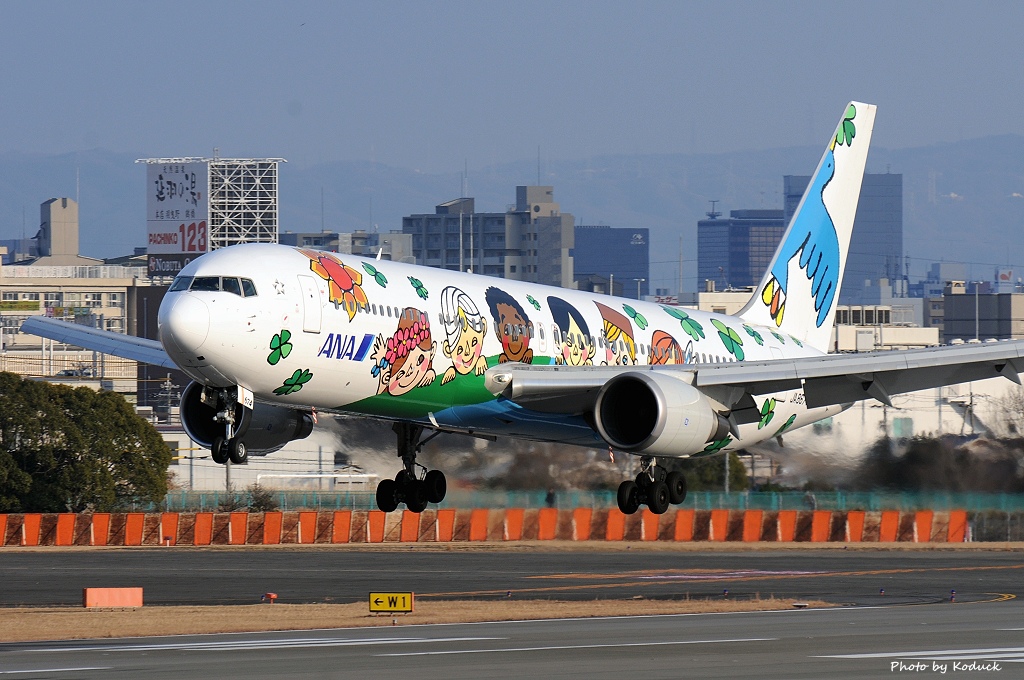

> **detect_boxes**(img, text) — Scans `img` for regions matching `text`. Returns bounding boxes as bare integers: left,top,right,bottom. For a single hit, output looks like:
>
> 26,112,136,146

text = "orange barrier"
811,511,832,542
56,514,75,546
742,510,763,542
573,508,592,541
537,508,557,540
161,513,178,546
846,511,865,542
83,587,143,608
709,509,728,541
332,511,351,543
948,509,967,542
914,510,933,543
297,511,316,544
0,508,981,546
879,510,899,542
778,510,797,541
469,509,489,541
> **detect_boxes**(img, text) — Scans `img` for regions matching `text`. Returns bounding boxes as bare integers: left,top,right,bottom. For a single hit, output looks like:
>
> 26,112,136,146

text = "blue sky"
3,1,1023,173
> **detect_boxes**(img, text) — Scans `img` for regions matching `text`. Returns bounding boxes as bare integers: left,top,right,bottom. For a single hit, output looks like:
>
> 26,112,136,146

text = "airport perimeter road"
1,547,1022,607
2,601,1023,679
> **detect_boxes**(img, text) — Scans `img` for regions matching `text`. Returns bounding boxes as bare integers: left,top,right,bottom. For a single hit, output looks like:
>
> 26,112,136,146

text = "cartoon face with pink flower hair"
370,308,437,396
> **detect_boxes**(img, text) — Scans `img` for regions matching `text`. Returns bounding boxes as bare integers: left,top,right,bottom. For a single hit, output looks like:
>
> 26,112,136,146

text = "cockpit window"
169,276,193,292
241,278,257,297
222,277,242,296
190,276,220,292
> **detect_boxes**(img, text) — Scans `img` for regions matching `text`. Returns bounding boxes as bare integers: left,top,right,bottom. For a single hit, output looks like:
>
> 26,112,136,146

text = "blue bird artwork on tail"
761,105,858,328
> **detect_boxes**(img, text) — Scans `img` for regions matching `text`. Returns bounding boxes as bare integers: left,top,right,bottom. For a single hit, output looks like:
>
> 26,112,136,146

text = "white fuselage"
158,243,844,455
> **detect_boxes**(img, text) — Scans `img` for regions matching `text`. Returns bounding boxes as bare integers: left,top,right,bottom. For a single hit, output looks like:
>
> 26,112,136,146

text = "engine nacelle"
180,381,315,455
593,372,729,456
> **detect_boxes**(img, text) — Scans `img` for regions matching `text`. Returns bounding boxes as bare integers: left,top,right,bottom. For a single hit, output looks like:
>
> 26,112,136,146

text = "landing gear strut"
616,456,687,515
375,423,447,513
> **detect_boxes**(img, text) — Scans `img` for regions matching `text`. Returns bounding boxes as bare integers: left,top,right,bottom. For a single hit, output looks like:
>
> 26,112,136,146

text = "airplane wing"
485,341,1024,419
20,316,176,368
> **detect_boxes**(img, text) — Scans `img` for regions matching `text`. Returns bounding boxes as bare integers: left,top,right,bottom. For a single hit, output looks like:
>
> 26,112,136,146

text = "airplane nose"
159,294,210,356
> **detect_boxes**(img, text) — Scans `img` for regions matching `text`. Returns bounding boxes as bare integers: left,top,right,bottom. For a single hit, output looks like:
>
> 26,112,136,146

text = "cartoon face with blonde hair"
370,309,437,396
595,302,636,366
440,286,488,384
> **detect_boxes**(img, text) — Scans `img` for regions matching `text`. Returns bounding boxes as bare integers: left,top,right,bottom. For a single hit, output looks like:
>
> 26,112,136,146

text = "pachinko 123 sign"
145,161,209,277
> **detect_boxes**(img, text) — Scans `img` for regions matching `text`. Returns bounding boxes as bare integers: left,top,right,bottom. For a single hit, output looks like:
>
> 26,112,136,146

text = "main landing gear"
616,456,687,515
375,423,447,513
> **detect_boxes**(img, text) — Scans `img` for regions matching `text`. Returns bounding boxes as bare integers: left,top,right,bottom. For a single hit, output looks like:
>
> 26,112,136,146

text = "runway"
1,547,1021,607
2,601,1023,678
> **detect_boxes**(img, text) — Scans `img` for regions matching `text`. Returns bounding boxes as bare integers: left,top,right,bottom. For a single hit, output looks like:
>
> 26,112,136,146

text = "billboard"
146,162,209,277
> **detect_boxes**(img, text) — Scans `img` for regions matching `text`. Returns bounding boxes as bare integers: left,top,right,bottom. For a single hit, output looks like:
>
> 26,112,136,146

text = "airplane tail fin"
738,101,876,352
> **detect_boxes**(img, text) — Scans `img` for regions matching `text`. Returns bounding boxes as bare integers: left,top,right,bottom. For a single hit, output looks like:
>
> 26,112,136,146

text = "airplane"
22,101,1024,516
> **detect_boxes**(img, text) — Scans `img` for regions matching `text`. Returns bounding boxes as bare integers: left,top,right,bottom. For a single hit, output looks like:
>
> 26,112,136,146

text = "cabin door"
298,275,322,333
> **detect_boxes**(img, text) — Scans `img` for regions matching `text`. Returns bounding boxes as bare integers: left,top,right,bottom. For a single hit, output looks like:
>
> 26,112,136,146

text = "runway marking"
0,669,113,676
423,563,1024,598
34,636,501,654
818,646,1024,662
376,637,779,657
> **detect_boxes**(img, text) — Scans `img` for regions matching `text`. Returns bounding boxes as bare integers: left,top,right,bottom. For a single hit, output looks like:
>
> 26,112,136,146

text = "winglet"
739,102,877,352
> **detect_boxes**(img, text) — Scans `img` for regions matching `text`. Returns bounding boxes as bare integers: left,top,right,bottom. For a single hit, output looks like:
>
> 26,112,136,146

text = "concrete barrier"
0,508,979,546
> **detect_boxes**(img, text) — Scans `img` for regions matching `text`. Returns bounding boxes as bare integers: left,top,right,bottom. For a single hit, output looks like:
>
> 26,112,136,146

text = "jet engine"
179,381,315,455
593,372,730,456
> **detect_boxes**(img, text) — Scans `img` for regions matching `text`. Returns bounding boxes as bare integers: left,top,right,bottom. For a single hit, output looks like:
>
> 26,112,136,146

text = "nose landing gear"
375,423,448,513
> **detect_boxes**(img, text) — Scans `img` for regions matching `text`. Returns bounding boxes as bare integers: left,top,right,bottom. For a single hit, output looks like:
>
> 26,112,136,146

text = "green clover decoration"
773,414,797,437
662,306,704,341
622,304,648,330
743,324,764,345
267,330,293,365
362,262,388,287
526,295,541,311
274,368,313,396
771,330,786,344
711,319,745,361
408,276,429,300
758,398,776,429
835,104,856,147
701,436,732,455
789,335,803,348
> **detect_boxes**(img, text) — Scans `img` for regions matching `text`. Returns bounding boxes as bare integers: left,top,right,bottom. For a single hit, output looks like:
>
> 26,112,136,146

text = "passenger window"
241,279,257,297
222,277,242,296
169,276,193,292
191,276,220,292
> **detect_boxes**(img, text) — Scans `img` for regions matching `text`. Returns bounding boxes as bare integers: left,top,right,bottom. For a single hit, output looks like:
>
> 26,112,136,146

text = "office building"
279,230,414,263
402,186,575,288
697,209,785,292
572,225,649,299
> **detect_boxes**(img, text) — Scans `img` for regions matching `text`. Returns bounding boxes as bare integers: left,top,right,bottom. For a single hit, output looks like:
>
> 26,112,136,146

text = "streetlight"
634,278,645,300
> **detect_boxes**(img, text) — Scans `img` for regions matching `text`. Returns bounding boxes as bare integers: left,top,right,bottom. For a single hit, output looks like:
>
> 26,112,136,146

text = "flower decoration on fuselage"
298,249,368,321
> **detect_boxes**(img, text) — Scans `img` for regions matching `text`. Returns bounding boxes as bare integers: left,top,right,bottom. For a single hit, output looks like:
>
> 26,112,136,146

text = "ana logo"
318,333,374,361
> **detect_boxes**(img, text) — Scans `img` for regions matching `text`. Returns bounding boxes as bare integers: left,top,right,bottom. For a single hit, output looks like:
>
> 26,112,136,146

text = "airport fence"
152,489,1024,513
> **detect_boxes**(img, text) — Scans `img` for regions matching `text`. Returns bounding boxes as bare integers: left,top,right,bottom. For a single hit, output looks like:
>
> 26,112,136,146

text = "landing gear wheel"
228,438,247,465
647,480,670,514
424,470,447,504
666,470,687,504
376,479,399,513
617,480,641,515
211,437,229,465
405,481,428,513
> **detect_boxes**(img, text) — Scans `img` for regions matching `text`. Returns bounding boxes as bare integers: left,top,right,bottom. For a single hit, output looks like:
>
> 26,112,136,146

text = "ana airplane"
22,102,1024,516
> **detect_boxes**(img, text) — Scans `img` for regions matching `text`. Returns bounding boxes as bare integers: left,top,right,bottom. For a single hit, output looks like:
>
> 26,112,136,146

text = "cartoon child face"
605,339,633,366
371,309,437,396
496,302,530,361
561,317,593,366
447,317,486,373
386,341,436,396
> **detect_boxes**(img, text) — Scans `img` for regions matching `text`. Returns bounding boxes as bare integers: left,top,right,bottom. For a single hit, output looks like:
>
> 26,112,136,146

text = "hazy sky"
3,1,1023,172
